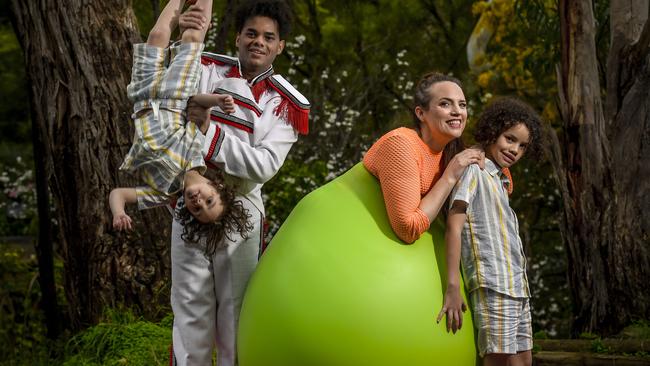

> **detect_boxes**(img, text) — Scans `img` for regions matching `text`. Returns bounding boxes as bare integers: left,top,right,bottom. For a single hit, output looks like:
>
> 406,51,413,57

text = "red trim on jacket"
205,125,222,161
232,98,262,117
268,83,310,135
210,114,253,133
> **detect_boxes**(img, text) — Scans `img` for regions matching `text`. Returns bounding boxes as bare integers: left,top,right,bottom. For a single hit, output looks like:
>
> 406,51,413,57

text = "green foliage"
0,10,31,173
263,158,330,237
619,321,650,340
0,241,175,365
534,330,549,340
0,21,30,147
0,157,40,237
579,332,600,340
590,338,611,354
0,243,66,365
582,322,650,355
63,309,172,366
531,342,542,353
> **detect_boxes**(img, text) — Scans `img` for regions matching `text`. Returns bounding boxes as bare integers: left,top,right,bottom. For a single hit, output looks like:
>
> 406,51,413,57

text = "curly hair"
474,97,543,158
175,171,253,257
412,71,465,170
235,0,293,38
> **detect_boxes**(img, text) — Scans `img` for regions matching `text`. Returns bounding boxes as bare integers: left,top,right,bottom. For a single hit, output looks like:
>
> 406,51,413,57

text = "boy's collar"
485,158,511,186
484,158,501,176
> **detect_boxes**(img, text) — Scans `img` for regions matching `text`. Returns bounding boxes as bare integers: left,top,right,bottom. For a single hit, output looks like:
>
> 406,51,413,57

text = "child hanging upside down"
109,0,251,255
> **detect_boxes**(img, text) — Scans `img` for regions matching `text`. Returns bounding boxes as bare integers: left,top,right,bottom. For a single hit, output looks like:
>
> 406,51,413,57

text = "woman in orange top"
363,72,484,244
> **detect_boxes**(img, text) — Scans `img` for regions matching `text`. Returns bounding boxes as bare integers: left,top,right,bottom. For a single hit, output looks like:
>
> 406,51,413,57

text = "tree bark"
553,0,650,336
9,1,172,329
31,95,61,338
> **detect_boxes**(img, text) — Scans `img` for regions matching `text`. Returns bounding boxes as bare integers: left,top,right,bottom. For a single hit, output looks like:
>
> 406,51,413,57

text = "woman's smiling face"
415,81,467,150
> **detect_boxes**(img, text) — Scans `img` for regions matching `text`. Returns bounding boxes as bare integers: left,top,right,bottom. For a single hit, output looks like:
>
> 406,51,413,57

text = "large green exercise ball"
238,163,476,366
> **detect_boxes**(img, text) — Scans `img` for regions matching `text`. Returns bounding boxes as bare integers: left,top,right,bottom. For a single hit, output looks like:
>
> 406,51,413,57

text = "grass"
62,309,173,366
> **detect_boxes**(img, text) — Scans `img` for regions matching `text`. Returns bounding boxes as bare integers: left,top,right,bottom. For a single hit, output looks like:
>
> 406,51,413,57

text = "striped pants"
170,197,263,366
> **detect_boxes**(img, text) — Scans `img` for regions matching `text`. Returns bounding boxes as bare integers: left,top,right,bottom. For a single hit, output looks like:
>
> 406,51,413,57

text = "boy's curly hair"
175,171,253,257
474,97,543,158
235,0,292,38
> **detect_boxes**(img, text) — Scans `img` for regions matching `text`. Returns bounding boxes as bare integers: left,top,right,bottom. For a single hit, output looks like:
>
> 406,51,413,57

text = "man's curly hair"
474,97,543,158
235,0,293,38
175,171,253,257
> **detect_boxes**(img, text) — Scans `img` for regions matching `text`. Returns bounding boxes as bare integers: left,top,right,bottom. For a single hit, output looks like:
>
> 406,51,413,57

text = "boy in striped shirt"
109,0,251,256
438,97,542,366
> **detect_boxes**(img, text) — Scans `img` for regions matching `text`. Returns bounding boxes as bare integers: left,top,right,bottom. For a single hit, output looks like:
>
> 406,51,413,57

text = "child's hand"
113,212,133,231
217,94,235,114
436,285,467,334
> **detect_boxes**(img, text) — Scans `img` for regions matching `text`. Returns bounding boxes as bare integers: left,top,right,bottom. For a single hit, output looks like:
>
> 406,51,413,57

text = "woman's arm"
366,136,484,243
418,148,483,223
364,133,431,243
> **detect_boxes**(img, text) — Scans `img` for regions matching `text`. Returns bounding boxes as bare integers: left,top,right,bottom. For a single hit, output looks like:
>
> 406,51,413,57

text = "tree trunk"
31,97,61,338
553,0,650,336
9,1,172,329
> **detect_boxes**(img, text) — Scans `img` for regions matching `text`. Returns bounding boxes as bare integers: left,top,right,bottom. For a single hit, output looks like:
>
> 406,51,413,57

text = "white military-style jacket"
199,53,310,215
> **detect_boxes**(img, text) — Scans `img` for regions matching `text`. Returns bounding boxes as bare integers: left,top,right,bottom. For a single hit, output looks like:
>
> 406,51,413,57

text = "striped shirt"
119,42,206,210
450,159,529,298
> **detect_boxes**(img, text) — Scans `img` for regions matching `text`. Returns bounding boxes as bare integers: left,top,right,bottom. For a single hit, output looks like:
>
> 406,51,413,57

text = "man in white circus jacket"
171,1,309,365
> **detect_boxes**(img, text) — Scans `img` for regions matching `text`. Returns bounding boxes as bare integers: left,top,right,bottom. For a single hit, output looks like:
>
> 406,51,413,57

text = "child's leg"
508,350,532,366
148,0,187,48
509,298,533,366
471,288,532,366
150,0,211,102
180,0,213,43
482,353,509,366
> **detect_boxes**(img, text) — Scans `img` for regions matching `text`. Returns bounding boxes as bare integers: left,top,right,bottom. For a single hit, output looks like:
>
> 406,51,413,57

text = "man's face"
236,16,285,79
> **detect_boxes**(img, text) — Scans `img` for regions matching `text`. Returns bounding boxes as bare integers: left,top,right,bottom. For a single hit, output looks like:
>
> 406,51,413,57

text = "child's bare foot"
179,2,212,43
179,2,206,33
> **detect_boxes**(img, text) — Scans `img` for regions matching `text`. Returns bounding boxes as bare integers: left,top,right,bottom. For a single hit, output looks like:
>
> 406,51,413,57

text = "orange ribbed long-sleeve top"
363,127,514,244
363,128,443,243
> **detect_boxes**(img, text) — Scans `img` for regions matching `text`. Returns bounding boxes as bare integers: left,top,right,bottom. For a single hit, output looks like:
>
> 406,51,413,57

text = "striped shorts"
469,287,533,357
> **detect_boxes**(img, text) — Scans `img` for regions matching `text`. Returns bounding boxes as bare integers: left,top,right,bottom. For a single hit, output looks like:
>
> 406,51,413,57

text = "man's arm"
201,101,299,184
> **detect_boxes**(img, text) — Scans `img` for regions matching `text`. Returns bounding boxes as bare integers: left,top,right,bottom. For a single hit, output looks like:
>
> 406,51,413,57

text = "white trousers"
170,197,263,366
